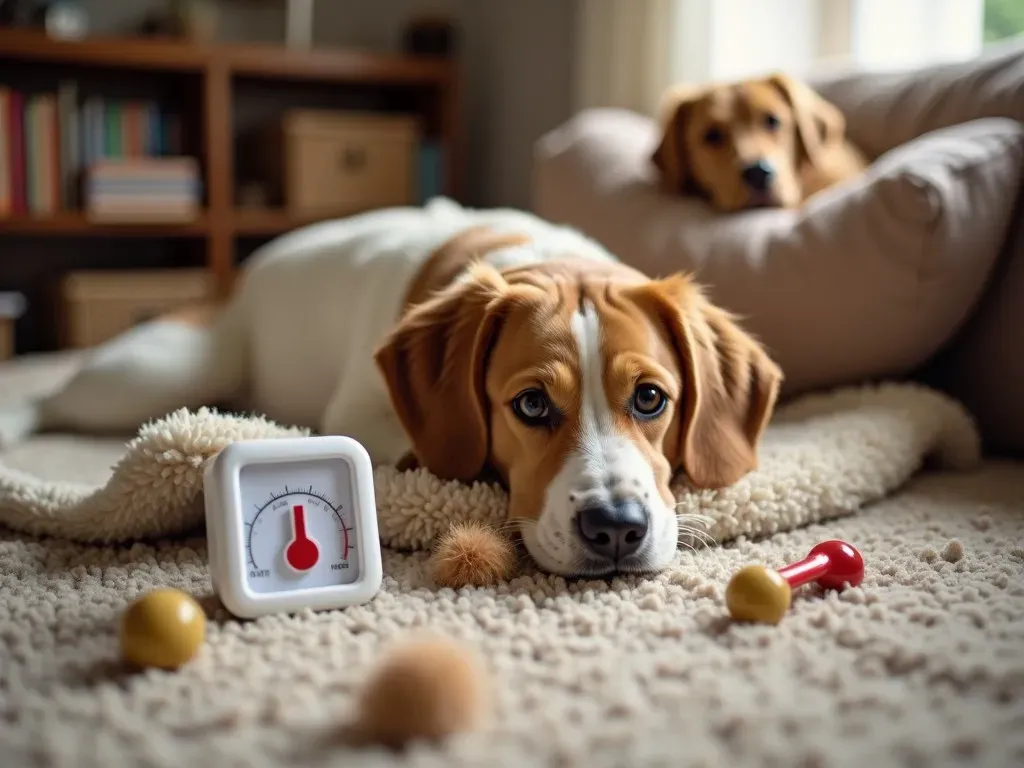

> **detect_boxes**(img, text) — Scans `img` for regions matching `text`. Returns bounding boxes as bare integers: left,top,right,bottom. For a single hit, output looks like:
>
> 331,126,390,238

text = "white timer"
203,436,383,619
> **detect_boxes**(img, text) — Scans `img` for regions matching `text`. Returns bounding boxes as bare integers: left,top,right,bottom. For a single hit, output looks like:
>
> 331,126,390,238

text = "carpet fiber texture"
1,354,1022,768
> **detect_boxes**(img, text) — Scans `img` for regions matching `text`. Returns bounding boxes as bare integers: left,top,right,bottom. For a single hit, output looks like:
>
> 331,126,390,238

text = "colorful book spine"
9,90,26,215
58,81,79,209
0,84,196,219
24,96,37,213
0,88,9,217
105,101,120,159
24,94,59,215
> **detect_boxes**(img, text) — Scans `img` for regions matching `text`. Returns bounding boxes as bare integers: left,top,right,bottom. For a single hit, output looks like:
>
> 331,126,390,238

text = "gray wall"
78,0,578,209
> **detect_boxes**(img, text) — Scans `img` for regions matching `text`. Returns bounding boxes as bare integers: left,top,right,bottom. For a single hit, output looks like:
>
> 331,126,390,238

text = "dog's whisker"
678,521,715,538
671,507,712,520
495,519,526,531
675,516,716,538
681,528,716,548
506,518,538,532
676,521,714,537
673,509,715,527
677,525,716,548
676,538,699,555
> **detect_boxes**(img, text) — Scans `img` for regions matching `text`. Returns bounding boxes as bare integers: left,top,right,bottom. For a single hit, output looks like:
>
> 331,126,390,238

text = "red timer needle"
285,505,320,572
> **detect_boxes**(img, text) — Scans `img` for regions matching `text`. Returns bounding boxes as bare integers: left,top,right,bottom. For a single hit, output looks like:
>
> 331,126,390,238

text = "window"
984,0,1024,43
574,0,1018,117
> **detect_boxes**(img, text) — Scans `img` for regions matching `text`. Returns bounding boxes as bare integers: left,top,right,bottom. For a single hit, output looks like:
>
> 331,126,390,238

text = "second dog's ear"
652,86,703,193
767,73,847,168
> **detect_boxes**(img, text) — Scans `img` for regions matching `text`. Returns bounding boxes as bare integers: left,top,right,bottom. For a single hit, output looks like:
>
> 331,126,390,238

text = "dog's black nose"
577,499,649,561
741,160,774,192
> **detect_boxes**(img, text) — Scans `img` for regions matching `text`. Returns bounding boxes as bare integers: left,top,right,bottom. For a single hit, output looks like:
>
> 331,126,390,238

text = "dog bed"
5,353,1024,767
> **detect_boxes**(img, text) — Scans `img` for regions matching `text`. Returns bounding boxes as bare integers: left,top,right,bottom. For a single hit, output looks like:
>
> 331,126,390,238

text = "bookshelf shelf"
0,30,453,84
0,212,210,237
0,29,208,71
224,42,452,85
0,29,463,312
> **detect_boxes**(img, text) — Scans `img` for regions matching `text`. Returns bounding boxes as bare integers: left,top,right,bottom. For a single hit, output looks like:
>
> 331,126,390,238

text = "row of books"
0,83,185,216
86,157,202,223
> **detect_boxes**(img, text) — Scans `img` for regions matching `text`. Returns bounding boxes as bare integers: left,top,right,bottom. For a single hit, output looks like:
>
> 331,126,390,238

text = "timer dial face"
239,458,359,593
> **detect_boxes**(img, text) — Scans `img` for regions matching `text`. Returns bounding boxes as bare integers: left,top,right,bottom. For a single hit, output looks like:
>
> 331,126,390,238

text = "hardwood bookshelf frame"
0,29,463,296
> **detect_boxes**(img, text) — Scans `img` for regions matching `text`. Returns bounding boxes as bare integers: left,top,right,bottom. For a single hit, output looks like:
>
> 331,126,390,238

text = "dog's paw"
0,402,41,450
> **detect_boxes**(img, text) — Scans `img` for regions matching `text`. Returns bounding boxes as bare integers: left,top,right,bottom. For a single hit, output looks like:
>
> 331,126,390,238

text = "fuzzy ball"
350,635,492,748
431,521,516,588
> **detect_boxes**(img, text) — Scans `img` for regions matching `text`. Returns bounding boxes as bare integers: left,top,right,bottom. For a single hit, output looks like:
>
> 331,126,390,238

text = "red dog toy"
725,540,864,624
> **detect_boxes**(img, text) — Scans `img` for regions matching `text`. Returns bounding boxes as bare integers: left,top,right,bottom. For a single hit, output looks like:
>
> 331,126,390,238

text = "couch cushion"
923,187,1024,456
808,35,1024,159
532,108,1024,397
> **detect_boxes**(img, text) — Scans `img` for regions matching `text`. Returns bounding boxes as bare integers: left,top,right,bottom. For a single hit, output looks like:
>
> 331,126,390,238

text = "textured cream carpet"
1,353,1023,768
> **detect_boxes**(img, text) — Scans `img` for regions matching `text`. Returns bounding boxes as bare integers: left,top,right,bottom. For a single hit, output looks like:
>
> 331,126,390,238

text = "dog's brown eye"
703,126,725,146
632,384,667,419
764,113,781,131
512,388,553,426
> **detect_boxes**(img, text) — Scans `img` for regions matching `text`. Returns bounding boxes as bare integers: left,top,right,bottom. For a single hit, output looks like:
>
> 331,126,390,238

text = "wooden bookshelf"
0,28,463,300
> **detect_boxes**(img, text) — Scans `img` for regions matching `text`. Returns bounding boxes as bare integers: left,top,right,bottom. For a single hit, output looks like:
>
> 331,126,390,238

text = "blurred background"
0,0,1021,358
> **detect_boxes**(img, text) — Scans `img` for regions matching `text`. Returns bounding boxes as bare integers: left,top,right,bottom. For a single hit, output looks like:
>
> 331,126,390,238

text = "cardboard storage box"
60,269,213,349
258,110,419,213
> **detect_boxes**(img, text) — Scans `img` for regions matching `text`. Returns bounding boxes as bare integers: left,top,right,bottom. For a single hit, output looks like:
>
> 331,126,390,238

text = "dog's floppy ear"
651,86,702,193
631,274,783,488
374,263,508,482
767,72,847,168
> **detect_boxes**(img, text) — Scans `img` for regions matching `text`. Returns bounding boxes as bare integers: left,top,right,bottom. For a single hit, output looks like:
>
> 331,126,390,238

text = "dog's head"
651,73,849,211
374,256,781,578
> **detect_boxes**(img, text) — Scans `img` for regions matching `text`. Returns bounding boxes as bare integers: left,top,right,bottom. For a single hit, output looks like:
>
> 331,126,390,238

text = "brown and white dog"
652,72,868,211
0,199,782,578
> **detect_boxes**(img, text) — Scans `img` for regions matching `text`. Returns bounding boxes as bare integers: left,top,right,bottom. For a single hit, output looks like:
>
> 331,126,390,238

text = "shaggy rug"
0,384,981,547
1,354,1022,768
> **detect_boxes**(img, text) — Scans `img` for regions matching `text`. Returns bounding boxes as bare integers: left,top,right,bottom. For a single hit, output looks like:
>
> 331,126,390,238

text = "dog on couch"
652,72,868,211
0,199,782,578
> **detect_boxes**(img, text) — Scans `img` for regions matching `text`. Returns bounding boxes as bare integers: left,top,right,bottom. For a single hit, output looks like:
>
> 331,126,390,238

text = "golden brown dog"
652,72,868,211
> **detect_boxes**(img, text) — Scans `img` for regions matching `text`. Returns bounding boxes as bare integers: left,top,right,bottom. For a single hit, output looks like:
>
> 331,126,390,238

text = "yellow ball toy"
724,565,793,625
120,588,206,669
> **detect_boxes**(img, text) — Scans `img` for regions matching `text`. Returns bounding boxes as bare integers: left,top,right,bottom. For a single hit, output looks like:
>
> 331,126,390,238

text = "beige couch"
533,37,1024,456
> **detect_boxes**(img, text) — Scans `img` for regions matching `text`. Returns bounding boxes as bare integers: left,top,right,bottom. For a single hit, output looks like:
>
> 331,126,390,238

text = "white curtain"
572,0,675,116
572,0,985,117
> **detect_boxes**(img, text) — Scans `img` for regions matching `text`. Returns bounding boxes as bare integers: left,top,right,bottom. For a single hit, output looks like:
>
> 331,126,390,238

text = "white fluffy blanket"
0,382,981,549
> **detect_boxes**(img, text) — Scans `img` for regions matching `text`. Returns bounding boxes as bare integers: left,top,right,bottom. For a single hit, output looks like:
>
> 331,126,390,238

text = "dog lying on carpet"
651,72,868,211
0,199,782,578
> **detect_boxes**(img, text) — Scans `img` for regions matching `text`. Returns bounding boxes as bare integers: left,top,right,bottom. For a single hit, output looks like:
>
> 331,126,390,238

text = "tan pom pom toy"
431,520,516,588
349,635,493,748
